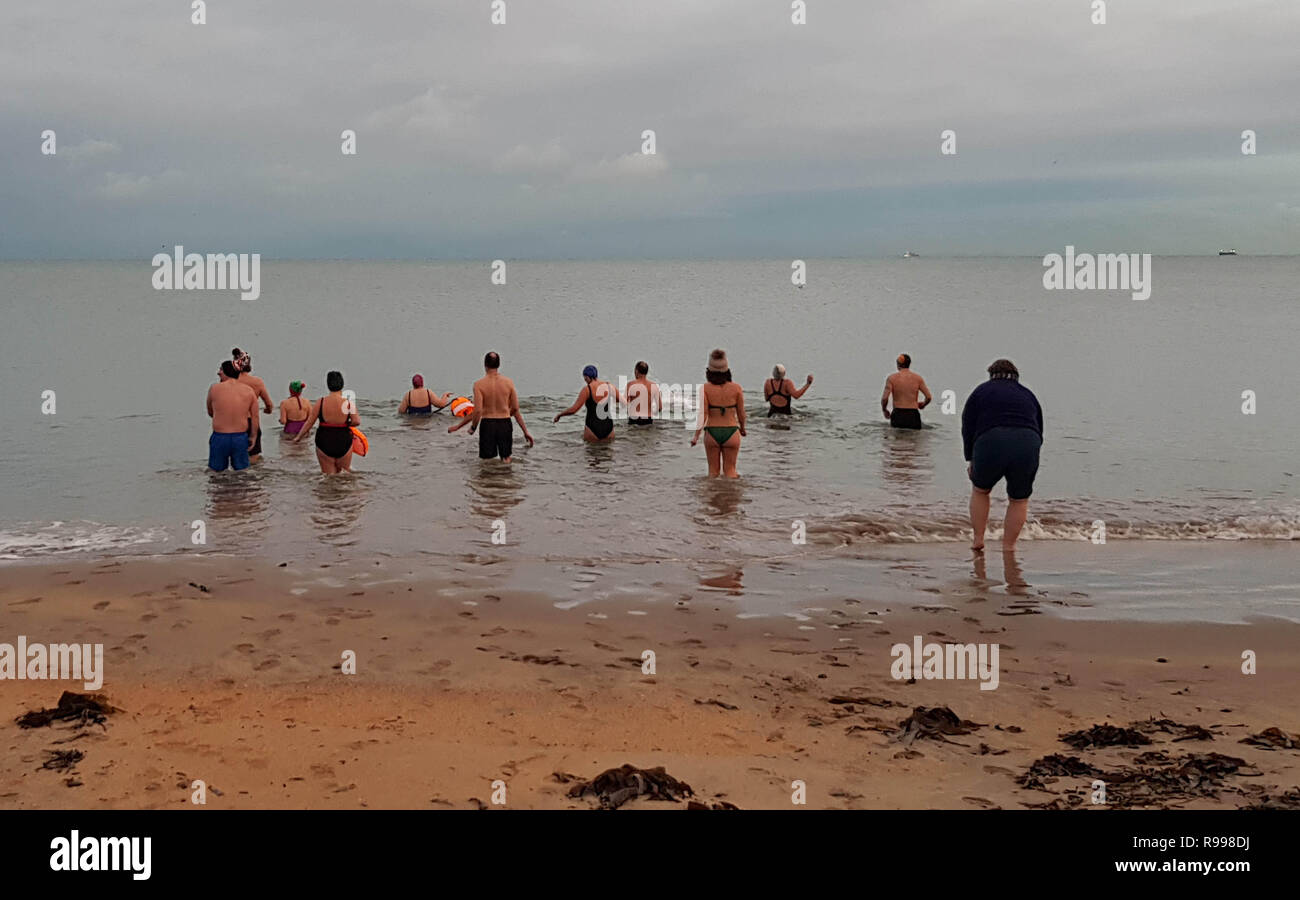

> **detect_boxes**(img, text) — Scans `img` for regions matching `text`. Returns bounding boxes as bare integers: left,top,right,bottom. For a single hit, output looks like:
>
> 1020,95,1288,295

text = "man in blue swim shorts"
206,360,259,471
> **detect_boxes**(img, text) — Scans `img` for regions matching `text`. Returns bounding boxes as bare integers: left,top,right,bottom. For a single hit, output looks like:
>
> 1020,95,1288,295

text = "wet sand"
1,551,1297,809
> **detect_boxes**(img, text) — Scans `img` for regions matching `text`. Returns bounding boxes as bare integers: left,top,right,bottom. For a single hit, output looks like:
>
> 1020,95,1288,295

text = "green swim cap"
289,380,305,394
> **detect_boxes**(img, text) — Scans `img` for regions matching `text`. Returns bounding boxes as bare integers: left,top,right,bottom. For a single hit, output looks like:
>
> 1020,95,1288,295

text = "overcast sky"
2,0,1298,259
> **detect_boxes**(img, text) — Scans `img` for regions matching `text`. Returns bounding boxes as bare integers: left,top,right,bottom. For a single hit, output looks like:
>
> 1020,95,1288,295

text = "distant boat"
1218,249,1237,256
902,250,919,258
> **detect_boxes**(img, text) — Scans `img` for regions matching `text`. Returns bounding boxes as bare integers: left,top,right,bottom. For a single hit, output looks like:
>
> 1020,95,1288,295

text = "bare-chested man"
207,360,259,471
625,360,662,425
449,351,535,461
232,349,274,461
881,353,932,429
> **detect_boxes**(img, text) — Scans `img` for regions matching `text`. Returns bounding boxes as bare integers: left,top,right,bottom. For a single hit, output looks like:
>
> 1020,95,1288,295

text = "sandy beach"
2,549,1297,810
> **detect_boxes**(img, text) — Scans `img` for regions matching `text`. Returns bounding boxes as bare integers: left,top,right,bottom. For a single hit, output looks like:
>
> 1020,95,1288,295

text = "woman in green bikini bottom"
691,348,746,478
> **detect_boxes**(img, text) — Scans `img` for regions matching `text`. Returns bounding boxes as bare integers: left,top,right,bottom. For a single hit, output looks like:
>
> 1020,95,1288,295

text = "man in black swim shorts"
478,417,513,460
449,351,535,462
882,354,931,429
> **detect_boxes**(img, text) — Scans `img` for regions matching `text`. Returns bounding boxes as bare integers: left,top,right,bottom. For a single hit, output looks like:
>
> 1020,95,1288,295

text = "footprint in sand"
235,643,256,654
92,601,109,610
254,658,280,671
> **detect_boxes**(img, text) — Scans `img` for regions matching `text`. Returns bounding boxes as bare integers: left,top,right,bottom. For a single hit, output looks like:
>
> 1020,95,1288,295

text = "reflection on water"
971,549,1032,597
584,440,616,471
694,476,747,519
204,467,270,544
1003,550,1030,597
698,566,744,595
878,424,935,492
467,459,524,522
309,474,370,547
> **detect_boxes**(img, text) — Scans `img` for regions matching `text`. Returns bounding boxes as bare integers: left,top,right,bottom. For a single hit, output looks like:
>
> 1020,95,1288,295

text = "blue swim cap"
582,365,598,378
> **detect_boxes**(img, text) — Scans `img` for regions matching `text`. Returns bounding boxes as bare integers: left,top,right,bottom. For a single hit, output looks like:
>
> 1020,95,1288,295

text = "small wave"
0,521,170,559
814,507,1300,544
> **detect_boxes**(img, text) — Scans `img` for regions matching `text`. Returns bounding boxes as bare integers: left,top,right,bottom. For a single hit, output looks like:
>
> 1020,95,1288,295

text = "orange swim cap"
450,397,475,417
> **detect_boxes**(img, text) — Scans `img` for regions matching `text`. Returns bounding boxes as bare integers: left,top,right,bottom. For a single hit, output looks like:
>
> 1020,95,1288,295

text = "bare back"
280,396,309,422
886,370,928,410
209,380,257,433
474,372,516,418
627,377,660,418
238,373,273,411
317,392,357,425
702,382,743,426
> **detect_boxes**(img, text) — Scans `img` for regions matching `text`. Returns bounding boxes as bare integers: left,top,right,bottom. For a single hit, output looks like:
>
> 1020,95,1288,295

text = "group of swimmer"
206,347,1044,550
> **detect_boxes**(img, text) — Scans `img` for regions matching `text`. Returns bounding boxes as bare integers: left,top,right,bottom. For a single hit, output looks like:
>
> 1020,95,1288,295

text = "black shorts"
629,417,654,426
248,418,262,455
478,418,513,459
890,408,922,429
970,426,1042,500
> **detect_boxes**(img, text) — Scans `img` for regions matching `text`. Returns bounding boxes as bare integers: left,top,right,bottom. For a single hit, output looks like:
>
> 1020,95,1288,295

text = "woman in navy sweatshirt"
961,359,1043,551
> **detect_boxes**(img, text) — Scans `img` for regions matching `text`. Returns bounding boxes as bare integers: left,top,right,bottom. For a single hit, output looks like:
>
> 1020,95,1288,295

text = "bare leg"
703,437,722,477
337,450,353,473
1002,499,1029,549
969,487,991,551
315,448,333,474
720,436,741,478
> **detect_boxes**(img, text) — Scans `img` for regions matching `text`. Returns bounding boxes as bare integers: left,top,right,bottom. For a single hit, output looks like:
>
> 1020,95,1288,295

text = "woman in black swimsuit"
293,370,360,473
398,373,451,416
554,365,621,442
763,364,813,416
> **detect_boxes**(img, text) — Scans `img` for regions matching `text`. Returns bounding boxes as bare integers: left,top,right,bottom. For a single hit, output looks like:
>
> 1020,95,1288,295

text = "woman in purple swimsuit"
279,381,311,437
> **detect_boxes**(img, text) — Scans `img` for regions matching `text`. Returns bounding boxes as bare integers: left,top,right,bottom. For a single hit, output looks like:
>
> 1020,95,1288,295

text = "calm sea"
1,258,1297,605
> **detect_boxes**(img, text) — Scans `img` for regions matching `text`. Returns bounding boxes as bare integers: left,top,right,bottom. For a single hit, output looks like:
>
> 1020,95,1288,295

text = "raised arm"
790,375,813,399
553,385,590,422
